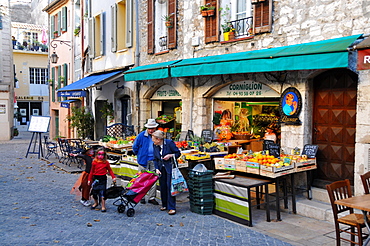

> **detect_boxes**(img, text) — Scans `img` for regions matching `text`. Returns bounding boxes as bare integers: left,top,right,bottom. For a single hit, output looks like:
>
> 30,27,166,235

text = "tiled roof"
11,22,47,31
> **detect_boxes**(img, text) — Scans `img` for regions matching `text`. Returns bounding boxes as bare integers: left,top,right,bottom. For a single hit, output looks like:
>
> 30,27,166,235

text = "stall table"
214,175,274,227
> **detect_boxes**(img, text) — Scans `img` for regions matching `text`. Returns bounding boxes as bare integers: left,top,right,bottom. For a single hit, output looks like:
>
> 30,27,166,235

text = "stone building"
0,1,15,140
123,0,370,195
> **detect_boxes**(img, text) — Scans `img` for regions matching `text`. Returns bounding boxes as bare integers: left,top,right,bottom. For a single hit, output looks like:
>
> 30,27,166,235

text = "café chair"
360,171,370,194
43,135,59,159
326,179,368,246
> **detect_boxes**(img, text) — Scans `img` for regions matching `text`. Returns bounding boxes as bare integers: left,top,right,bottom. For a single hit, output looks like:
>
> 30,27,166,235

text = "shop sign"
61,102,70,108
15,96,44,100
151,85,181,99
212,81,279,98
57,90,86,97
279,87,302,125
357,49,370,70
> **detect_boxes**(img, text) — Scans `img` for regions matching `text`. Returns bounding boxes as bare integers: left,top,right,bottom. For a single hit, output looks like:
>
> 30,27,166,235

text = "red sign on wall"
357,49,370,70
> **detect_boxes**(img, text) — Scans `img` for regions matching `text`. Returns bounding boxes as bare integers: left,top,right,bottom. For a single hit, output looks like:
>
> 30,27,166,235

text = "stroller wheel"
127,208,135,217
117,204,126,213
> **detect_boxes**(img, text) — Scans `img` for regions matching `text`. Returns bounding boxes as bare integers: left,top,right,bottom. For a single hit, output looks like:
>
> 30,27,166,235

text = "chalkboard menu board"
264,140,280,158
201,129,213,143
27,116,51,133
302,144,318,158
186,130,194,141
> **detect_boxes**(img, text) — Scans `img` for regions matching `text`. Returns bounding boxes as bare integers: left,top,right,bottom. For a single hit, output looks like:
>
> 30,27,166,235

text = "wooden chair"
360,171,370,194
326,179,367,245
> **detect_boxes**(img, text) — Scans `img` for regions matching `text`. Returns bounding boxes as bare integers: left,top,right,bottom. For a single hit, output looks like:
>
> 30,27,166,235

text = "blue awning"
60,99,79,108
57,70,123,97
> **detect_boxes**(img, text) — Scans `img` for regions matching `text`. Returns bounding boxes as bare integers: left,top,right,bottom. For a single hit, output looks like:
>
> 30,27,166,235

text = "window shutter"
205,0,219,43
51,67,55,102
57,66,61,102
100,12,105,56
126,0,133,48
50,16,55,40
58,11,61,36
89,18,94,58
147,0,154,54
253,0,272,34
62,6,67,32
167,0,177,49
63,63,68,87
111,4,117,53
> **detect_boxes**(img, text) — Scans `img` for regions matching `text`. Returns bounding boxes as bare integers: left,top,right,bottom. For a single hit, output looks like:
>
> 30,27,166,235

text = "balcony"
12,41,48,53
227,16,254,39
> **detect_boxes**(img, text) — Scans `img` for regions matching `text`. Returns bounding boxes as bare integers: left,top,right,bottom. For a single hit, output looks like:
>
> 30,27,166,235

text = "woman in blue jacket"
152,130,181,215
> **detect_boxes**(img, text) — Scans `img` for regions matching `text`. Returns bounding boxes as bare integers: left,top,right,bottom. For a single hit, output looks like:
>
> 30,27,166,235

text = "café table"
335,194,370,245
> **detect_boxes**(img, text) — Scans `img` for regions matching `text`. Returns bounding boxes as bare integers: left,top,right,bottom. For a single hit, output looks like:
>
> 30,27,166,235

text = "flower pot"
165,21,173,28
206,9,215,16
201,10,208,17
229,31,235,40
223,32,230,41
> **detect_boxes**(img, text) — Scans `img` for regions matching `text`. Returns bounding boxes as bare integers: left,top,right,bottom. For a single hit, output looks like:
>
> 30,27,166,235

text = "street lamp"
50,52,59,64
50,40,71,64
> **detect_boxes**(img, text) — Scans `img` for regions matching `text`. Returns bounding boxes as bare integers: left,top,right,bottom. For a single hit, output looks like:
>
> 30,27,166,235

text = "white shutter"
100,12,105,56
111,4,117,52
126,0,133,48
89,17,95,58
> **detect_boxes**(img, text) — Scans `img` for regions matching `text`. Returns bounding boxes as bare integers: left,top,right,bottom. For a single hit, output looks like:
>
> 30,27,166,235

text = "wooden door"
313,69,357,183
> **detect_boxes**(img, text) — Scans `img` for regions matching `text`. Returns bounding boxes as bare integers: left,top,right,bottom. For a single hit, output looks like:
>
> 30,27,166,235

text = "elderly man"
132,119,159,205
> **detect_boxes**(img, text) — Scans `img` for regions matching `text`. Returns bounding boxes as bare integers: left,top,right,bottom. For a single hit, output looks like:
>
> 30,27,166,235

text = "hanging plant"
162,15,174,28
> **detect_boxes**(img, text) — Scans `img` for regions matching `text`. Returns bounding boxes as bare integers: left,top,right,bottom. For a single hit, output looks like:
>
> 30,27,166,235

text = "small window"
29,68,48,85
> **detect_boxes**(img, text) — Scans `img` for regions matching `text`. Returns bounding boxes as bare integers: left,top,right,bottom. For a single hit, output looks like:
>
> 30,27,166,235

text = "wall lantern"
50,39,72,64
50,52,59,64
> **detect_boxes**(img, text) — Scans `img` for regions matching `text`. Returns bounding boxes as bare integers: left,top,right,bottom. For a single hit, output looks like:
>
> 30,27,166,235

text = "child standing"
88,148,116,212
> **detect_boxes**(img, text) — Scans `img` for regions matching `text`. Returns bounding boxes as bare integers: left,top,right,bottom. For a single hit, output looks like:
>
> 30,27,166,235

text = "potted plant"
41,44,48,52
200,3,215,17
206,5,216,16
74,25,80,36
162,15,173,28
53,30,58,38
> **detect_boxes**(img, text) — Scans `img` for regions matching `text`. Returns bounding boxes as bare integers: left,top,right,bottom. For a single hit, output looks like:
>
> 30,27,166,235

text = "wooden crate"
235,160,247,172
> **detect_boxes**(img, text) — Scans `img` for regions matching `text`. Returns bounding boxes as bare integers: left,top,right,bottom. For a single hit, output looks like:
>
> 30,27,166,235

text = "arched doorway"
312,68,358,184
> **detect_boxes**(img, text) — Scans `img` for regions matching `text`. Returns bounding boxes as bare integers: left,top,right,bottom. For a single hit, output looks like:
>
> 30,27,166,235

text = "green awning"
171,34,362,77
124,60,181,81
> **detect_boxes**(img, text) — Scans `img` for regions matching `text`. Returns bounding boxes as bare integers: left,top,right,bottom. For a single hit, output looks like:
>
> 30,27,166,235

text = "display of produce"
100,135,136,147
155,115,174,124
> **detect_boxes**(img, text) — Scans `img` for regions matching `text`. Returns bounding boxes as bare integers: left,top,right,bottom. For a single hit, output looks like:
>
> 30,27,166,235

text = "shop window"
111,0,133,53
147,0,177,54
29,68,48,85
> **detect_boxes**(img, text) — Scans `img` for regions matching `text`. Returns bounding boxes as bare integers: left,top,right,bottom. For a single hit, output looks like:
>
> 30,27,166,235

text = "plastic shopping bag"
171,157,189,196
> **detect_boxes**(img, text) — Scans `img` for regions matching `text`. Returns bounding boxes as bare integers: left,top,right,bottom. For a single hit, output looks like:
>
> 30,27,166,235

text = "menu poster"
302,144,319,159
179,131,187,141
28,116,51,133
201,129,213,143
186,130,194,141
264,140,280,158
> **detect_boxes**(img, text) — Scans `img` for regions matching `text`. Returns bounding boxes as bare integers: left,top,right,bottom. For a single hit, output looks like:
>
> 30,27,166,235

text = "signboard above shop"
212,81,280,98
151,85,181,100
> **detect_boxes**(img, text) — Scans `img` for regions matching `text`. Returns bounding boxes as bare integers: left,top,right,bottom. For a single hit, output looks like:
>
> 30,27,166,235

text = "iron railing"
229,16,253,38
158,36,168,51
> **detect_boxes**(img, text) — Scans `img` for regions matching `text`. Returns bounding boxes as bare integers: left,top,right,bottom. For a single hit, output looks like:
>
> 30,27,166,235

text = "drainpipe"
135,0,141,133
190,77,194,130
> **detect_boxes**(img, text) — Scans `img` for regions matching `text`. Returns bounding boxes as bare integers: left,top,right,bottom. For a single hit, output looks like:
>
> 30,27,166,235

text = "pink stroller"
105,170,158,217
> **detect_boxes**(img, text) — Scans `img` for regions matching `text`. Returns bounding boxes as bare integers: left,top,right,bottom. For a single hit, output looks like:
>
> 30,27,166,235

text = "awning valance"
124,60,181,81
57,70,123,97
60,99,79,108
171,34,362,77
123,35,362,81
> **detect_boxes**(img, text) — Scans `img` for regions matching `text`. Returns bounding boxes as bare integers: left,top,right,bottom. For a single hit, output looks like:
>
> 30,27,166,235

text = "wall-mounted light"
96,86,102,90
50,52,59,64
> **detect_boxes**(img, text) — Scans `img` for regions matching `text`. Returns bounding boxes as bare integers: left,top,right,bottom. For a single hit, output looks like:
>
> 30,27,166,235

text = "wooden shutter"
205,0,219,43
51,67,55,102
50,16,55,40
167,0,177,49
57,11,61,36
100,12,105,56
62,6,67,32
253,0,272,34
126,0,133,48
111,4,117,53
147,0,154,54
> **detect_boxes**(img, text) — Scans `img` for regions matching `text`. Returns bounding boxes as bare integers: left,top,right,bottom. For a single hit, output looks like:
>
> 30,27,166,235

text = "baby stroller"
105,170,158,217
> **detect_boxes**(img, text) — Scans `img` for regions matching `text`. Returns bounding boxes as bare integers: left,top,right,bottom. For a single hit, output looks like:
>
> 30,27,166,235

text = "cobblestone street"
0,133,291,246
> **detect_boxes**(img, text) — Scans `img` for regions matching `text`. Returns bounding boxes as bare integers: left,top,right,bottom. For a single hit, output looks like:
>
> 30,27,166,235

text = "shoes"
168,210,176,215
148,199,159,205
91,204,98,210
101,209,106,213
160,207,167,211
140,199,146,204
80,200,90,207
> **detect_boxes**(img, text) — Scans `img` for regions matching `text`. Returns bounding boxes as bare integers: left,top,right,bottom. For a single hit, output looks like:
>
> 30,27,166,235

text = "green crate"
188,182,213,190
190,204,213,215
188,185,214,193
189,192,214,200
190,198,214,206
188,170,214,182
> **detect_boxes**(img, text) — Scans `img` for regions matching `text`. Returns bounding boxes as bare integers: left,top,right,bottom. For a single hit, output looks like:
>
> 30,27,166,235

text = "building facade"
0,1,15,140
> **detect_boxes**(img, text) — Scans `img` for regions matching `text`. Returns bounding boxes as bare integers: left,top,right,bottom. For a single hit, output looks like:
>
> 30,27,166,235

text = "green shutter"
58,66,61,102
63,63,68,100
51,67,55,102
58,11,61,36
50,16,55,39
62,6,67,32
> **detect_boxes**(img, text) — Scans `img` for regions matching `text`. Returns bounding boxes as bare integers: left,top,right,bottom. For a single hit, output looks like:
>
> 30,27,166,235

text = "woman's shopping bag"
126,170,159,203
171,156,189,196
